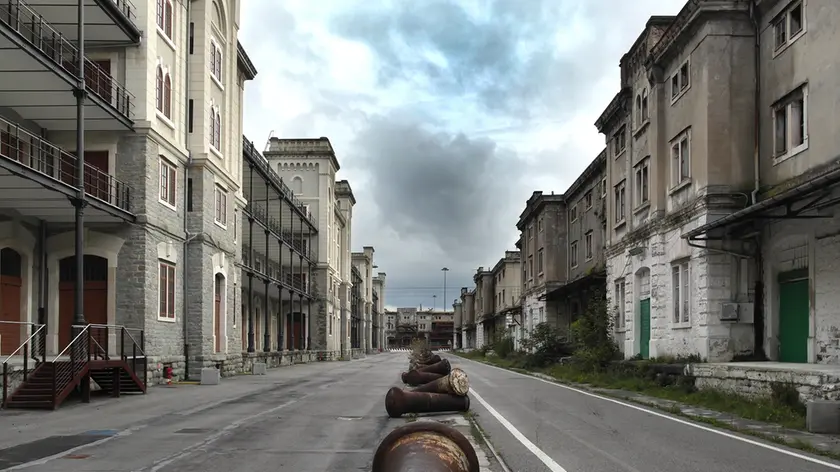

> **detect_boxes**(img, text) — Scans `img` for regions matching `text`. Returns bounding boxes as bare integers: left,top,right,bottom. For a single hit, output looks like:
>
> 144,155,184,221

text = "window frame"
214,185,228,228
584,191,593,210
772,84,808,164
772,1,805,55
614,278,626,331
209,38,224,86
158,261,177,322
210,105,222,152
672,260,691,326
159,157,177,209
612,125,627,157
585,231,593,261
634,157,650,208
670,129,691,189
156,0,174,41
614,180,626,225
570,204,578,223
670,59,691,103
570,240,578,268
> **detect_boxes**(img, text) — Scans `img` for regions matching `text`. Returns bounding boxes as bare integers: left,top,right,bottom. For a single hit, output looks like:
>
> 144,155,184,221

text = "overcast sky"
239,0,685,311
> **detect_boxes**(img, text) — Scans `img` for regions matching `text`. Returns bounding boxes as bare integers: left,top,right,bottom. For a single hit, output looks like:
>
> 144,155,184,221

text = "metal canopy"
0,17,134,131
24,0,142,46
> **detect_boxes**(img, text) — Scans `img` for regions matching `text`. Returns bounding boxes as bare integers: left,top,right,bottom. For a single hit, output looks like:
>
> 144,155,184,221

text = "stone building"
453,299,463,349
473,267,493,348
263,138,355,356
542,151,608,338
372,273,386,350
0,0,254,385
516,191,569,337
460,288,476,349
351,246,376,353
490,251,522,348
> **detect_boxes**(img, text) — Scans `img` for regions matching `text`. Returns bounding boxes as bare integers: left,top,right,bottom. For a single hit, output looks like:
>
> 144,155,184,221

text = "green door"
779,278,809,363
640,298,651,359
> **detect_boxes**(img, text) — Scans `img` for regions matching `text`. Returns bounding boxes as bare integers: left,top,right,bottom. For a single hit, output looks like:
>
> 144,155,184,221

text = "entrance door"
286,313,302,350
640,298,651,359
214,275,223,353
779,276,809,363
0,248,23,356
58,255,108,351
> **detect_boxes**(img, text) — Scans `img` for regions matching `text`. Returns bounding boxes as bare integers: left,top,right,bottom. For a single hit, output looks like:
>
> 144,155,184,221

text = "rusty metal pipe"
415,358,451,376
385,387,470,418
401,370,444,386
412,368,469,396
371,421,480,472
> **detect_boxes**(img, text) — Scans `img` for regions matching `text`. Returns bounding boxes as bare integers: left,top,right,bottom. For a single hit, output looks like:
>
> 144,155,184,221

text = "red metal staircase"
2,324,147,410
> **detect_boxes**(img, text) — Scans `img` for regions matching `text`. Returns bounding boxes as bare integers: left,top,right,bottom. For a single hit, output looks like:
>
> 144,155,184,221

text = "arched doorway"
240,303,246,349
214,274,225,353
58,255,108,350
0,248,23,355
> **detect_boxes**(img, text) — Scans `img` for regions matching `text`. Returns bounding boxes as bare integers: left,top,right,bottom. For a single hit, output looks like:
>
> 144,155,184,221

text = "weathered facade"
453,300,463,349
490,251,522,348
460,288,476,349
473,267,494,348
516,192,569,337
543,151,608,337
351,246,376,354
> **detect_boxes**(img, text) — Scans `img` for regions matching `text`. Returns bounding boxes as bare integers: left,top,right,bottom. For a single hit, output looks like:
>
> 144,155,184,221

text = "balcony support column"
288,289,295,350
247,164,255,353
263,227,270,353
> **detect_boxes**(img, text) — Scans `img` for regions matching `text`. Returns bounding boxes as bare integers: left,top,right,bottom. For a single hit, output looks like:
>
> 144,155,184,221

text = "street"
450,355,840,472
1,353,840,471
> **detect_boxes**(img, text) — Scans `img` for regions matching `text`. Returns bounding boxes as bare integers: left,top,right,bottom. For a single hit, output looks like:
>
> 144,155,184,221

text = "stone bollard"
385,387,470,418
415,358,451,376
412,368,469,396
401,370,444,386
371,421,480,472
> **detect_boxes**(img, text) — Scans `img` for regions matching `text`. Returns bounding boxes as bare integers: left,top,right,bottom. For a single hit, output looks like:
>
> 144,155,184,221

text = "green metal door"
640,298,651,359
779,278,809,363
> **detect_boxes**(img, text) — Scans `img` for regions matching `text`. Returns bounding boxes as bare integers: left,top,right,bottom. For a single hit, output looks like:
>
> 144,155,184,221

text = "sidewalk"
0,358,364,450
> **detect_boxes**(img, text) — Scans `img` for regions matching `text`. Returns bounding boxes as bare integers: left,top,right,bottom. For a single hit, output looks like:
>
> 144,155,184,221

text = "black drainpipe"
182,0,194,380
749,0,765,358
37,222,47,328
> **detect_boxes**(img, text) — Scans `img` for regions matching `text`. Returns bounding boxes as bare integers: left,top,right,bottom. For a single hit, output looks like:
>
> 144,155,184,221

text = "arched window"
157,0,173,39
163,73,172,118
635,94,642,124
155,66,163,112
641,89,649,121
210,107,222,150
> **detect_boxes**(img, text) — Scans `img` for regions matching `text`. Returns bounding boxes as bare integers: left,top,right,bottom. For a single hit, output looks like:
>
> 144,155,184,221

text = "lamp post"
441,267,449,313
432,294,437,311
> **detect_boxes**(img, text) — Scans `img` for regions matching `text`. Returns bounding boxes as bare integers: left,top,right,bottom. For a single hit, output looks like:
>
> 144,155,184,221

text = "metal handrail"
1,324,45,363
51,324,91,362
121,329,146,357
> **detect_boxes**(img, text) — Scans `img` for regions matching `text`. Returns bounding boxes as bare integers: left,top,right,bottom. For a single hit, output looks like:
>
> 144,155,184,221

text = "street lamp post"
441,267,449,313
432,294,437,310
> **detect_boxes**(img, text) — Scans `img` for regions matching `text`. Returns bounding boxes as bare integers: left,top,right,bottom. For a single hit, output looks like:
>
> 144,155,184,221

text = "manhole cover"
337,416,362,421
63,454,91,460
175,428,212,434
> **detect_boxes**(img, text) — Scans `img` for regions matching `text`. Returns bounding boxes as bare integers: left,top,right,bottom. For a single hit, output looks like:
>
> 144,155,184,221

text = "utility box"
200,367,221,385
252,363,267,375
807,400,840,434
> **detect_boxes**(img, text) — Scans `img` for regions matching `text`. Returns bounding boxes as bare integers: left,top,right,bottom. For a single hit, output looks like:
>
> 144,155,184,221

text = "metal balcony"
0,0,135,131
25,0,141,46
0,114,133,222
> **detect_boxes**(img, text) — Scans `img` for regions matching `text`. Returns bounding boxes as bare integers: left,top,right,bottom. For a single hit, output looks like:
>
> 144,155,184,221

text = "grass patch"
454,351,806,430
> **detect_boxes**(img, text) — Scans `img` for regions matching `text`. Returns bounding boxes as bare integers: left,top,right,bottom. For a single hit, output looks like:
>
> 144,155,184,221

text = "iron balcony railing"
110,0,139,25
0,115,132,211
240,244,311,294
242,137,317,227
0,0,135,118
245,201,316,260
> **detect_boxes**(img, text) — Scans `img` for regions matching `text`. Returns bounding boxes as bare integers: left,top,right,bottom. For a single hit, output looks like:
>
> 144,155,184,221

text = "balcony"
0,0,135,131
243,201,315,261
239,244,313,300
25,0,141,46
0,114,133,222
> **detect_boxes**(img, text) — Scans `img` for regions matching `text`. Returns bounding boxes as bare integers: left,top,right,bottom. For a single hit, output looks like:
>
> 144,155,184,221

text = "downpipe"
182,0,194,380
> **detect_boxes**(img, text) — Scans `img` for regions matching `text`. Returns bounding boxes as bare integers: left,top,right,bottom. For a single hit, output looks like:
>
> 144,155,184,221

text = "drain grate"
175,428,213,434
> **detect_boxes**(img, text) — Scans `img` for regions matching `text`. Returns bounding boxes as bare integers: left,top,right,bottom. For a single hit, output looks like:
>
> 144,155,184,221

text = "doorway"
287,312,303,350
0,248,23,356
778,270,809,363
214,274,224,353
58,255,108,351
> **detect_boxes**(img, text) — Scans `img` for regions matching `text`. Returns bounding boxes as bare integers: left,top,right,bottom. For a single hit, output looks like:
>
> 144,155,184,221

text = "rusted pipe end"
385,386,404,418
448,368,470,396
371,421,481,472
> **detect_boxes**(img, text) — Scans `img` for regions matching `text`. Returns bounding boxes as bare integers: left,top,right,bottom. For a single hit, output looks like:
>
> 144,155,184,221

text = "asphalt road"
450,355,840,472
0,355,412,472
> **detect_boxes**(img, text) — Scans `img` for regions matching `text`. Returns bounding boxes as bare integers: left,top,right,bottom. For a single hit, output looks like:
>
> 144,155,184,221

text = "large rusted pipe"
401,370,444,386
412,368,469,396
385,387,470,418
413,354,441,366
415,358,451,376
371,421,480,472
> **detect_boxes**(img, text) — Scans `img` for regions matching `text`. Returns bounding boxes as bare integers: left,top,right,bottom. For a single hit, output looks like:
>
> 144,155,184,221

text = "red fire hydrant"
164,366,173,384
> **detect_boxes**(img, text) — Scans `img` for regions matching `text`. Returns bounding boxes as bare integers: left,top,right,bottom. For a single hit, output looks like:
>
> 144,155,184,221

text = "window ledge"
633,201,651,215
614,219,627,230
772,141,808,166
157,28,176,51
158,316,177,323
215,220,227,230
670,85,691,106
772,30,805,59
157,111,176,130
211,74,225,91
669,179,692,196
159,199,177,212
672,322,691,330
614,148,626,160
210,146,224,159
634,120,650,138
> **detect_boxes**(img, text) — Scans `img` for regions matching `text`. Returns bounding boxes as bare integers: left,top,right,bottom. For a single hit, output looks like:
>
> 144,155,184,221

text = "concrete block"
807,400,840,433
252,362,267,375
200,367,221,385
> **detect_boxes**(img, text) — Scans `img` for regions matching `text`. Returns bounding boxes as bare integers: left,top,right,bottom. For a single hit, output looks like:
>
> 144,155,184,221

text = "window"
537,248,544,274
210,106,222,150
584,191,593,209
635,89,649,125
214,186,227,226
670,60,690,100
155,66,172,119
614,279,626,329
585,231,593,260
672,260,690,324
538,218,543,232
634,158,649,206
570,205,578,222
612,125,626,156
159,262,176,320
601,178,607,197
570,241,578,267
614,180,626,223
773,85,807,160
670,130,691,187
159,158,176,207
210,39,223,83
774,1,804,51
528,256,533,279
156,0,173,39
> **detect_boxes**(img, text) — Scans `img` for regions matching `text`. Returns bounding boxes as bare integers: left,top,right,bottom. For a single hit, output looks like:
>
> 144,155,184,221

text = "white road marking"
470,388,569,472
460,356,840,470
